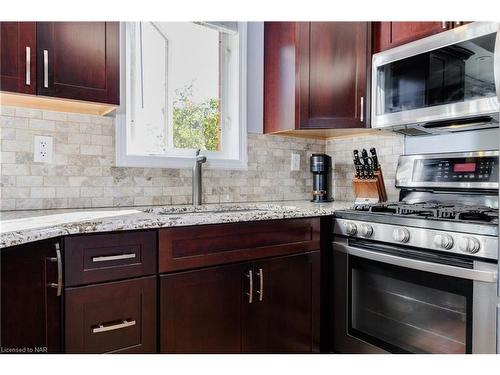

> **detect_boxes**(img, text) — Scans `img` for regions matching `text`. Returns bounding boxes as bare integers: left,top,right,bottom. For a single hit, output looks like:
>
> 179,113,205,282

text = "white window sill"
115,153,248,170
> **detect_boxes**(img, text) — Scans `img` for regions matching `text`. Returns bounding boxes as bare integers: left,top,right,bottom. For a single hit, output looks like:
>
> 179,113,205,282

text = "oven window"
348,256,473,354
376,32,497,115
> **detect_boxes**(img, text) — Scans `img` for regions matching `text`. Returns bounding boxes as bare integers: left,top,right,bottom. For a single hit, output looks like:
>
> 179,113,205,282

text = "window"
116,22,247,169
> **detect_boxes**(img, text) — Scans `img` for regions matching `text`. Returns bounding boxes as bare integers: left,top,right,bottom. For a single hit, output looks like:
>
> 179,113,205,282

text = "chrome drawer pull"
92,319,136,334
92,253,136,262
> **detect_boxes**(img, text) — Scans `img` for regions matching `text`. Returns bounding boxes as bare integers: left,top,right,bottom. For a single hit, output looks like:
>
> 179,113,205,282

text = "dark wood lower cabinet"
160,263,245,353
2,218,325,354
65,276,157,353
159,251,320,353
0,239,62,353
243,252,320,353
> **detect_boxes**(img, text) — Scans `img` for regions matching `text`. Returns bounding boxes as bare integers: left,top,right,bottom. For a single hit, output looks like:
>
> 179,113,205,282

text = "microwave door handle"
495,25,500,103
335,241,498,283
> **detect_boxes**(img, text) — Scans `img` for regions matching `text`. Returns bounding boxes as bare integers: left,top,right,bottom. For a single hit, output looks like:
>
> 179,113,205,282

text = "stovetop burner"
354,201,499,224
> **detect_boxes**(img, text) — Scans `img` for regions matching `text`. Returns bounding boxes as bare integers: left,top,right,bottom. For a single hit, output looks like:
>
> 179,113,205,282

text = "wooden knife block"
352,169,388,203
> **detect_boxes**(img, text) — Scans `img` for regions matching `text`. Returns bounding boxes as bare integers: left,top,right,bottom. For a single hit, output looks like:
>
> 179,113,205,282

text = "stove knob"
359,224,373,238
433,234,454,250
392,228,410,243
345,222,358,236
458,236,481,254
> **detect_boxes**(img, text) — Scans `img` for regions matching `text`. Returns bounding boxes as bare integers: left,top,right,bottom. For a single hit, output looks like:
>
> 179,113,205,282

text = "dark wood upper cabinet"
372,22,470,53
264,22,370,133
243,252,320,353
0,22,36,94
1,239,62,353
36,22,119,104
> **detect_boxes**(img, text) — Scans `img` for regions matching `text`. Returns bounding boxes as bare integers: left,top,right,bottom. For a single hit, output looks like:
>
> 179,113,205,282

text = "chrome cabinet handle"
442,21,448,29
360,96,364,123
256,268,264,302
246,270,253,304
48,243,63,297
92,319,136,334
92,253,136,262
25,47,30,85
43,49,49,88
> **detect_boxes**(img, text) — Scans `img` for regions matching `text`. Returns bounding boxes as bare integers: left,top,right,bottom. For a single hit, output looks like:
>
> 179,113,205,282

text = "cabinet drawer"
64,231,156,287
65,276,157,353
159,218,320,272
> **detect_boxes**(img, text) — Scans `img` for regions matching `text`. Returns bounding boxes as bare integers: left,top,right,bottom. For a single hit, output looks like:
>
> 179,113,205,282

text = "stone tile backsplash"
1,105,405,210
326,133,405,202
1,105,326,210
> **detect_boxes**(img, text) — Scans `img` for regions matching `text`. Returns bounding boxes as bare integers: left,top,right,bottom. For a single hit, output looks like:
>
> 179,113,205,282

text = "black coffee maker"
310,154,333,203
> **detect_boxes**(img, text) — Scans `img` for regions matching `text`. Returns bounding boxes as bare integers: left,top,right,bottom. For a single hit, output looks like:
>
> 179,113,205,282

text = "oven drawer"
64,276,157,353
64,231,157,287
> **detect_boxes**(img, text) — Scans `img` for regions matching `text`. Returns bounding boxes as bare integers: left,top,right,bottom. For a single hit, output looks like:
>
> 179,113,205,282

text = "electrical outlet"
291,153,301,171
34,136,53,163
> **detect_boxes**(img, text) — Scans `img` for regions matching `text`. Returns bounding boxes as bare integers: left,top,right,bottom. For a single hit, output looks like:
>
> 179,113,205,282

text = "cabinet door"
160,263,248,353
0,22,36,94
373,22,450,53
65,276,156,353
243,251,320,353
1,240,62,353
297,22,369,129
36,22,119,104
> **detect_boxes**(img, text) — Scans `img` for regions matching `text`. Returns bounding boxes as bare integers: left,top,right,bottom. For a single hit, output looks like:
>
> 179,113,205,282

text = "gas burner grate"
352,201,498,224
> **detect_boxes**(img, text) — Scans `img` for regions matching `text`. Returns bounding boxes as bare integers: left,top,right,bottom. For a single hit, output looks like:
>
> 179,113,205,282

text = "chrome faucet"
192,149,207,206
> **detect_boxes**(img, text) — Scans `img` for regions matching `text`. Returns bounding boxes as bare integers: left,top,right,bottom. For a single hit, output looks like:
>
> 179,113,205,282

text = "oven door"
332,238,497,354
372,22,500,129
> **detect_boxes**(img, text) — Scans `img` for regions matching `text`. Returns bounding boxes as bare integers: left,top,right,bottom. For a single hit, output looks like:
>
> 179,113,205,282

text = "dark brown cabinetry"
36,22,119,104
160,263,245,353
0,21,119,105
65,276,157,353
0,22,36,94
64,231,156,287
0,239,62,353
264,22,370,133
1,218,324,354
160,251,320,354
242,252,320,353
372,22,468,53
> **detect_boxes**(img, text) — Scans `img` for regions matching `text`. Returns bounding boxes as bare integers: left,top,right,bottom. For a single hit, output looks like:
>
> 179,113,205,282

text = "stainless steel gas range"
332,150,499,354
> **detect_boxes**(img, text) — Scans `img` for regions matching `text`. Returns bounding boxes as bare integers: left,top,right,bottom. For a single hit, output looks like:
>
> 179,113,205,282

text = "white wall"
405,128,499,154
246,22,264,134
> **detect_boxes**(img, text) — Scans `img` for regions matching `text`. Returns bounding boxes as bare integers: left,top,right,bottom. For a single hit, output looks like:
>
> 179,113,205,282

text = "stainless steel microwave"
371,22,500,135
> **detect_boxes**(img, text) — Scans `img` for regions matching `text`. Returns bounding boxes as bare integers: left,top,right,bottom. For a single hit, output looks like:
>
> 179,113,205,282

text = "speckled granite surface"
0,201,353,248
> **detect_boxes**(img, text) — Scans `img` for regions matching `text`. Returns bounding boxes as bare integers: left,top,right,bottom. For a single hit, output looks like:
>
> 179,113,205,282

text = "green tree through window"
172,84,221,151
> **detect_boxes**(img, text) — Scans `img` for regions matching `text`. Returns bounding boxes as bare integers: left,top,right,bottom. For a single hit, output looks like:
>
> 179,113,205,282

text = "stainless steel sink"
142,204,282,216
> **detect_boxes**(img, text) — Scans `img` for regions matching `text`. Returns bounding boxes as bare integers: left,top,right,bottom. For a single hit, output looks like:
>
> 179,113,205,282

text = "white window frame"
115,22,247,170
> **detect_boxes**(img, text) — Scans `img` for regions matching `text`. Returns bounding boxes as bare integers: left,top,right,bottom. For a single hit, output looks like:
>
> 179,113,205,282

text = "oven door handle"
334,242,498,283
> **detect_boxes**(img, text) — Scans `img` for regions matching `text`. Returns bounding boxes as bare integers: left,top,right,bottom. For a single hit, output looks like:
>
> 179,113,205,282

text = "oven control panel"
333,218,498,261
396,151,499,189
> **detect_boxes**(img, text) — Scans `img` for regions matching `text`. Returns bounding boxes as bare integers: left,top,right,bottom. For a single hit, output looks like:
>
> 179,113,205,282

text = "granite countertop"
0,200,353,248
